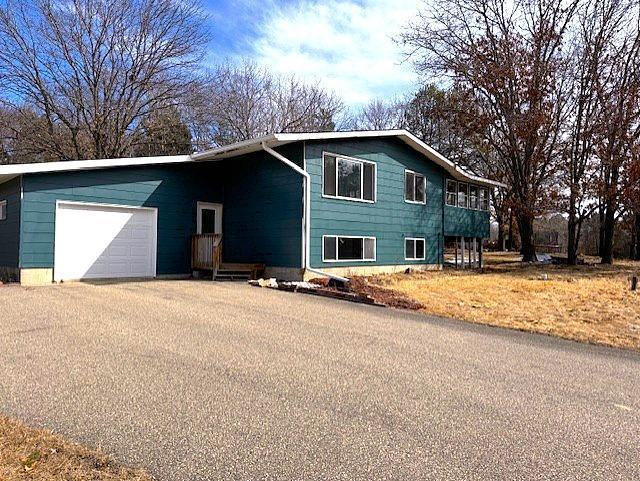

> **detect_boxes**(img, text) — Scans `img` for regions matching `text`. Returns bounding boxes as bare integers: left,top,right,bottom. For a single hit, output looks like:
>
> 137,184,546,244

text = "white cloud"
250,0,422,108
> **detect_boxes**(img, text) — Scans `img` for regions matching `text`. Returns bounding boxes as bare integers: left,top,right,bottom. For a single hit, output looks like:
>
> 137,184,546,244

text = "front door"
197,202,223,235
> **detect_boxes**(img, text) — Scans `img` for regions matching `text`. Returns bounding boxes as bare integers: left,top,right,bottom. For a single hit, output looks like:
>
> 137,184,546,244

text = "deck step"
215,270,251,281
204,263,265,281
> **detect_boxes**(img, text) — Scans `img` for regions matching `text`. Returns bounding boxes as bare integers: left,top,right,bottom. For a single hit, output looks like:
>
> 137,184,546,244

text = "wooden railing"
191,234,223,277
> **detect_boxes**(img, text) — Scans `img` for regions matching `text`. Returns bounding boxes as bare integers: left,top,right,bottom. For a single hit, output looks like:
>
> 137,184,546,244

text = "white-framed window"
0,200,6,221
469,185,478,210
457,182,468,208
322,235,376,262
404,170,426,204
446,179,457,206
405,237,425,261
323,153,376,203
479,187,489,211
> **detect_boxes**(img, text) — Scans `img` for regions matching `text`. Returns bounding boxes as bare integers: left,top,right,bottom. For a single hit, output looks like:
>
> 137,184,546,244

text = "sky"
201,0,424,109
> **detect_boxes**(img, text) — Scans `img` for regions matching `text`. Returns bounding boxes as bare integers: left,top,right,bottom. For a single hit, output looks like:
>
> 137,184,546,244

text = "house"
0,130,504,285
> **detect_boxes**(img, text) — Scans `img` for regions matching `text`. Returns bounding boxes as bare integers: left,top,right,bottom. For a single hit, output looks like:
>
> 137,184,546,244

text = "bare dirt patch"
358,253,640,351
0,415,152,481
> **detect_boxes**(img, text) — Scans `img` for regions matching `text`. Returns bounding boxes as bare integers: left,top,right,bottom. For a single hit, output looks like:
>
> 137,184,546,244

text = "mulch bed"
309,277,424,310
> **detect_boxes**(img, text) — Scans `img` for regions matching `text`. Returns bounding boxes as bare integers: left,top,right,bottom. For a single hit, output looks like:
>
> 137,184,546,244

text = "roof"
0,130,506,188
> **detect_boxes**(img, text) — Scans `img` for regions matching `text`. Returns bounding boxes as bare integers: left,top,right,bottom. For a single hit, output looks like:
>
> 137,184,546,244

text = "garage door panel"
130,245,151,257
54,203,157,281
107,245,129,256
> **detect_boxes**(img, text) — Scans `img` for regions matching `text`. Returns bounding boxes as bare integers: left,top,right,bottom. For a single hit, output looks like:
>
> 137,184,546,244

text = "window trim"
404,169,427,205
404,237,426,261
322,235,377,262
479,187,490,211
445,179,457,206
446,178,490,211
0,200,6,221
457,182,469,209
469,184,479,210
322,152,377,204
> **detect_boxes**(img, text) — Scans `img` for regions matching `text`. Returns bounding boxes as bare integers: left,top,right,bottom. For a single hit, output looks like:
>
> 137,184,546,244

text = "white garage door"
54,202,157,281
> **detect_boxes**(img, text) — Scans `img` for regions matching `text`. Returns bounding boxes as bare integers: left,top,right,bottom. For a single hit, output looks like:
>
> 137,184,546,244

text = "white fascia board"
393,131,507,188
0,129,506,188
271,130,506,188
191,134,279,160
0,154,192,177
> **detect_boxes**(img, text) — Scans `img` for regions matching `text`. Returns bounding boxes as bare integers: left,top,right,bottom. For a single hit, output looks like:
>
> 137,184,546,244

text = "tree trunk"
598,203,605,258
508,209,514,251
567,192,578,265
601,203,616,264
633,212,640,261
517,213,537,262
567,217,578,264
496,212,505,251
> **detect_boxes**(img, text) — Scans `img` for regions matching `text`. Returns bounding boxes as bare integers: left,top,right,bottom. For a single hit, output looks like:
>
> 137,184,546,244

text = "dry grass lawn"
367,252,640,351
0,415,152,481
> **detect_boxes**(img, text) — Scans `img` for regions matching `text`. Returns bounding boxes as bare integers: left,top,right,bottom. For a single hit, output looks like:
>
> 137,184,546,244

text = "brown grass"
0,415,152,481
363,252,640,351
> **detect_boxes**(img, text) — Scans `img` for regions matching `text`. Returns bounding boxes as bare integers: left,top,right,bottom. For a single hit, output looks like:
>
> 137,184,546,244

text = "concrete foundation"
20,268,54,286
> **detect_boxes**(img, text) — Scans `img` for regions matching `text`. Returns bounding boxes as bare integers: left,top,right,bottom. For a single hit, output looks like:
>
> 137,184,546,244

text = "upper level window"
446,180,457,206
446,179,490,210
323,153,375,202
405,170,426,204
457,182,468,208
0,200,6,221
479,187,489,211
323,235,376,262
469,185,478,210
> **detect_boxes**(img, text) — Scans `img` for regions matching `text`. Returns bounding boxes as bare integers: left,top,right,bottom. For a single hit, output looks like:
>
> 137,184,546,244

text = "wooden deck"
191,234,264,280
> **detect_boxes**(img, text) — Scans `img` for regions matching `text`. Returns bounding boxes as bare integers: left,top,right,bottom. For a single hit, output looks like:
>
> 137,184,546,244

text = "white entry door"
54,202,157,281
197,202,223,234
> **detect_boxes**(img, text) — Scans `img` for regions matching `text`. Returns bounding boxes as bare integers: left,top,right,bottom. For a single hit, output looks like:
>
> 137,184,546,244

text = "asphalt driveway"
0,280,638,480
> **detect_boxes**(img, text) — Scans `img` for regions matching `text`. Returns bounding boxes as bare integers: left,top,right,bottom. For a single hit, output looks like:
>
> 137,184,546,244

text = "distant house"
0,130,504,285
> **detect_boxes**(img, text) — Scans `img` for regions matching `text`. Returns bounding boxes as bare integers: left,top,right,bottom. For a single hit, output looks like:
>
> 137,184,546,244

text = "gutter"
261,142,349,283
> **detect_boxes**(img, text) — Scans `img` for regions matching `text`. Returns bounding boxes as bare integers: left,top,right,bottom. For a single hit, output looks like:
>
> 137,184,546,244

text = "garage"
54,202,157,281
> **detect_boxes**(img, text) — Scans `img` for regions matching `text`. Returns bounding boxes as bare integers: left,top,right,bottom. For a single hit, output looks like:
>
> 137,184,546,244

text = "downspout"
261,142,349,283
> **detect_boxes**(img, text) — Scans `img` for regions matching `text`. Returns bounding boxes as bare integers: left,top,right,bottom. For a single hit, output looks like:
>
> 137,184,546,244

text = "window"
405,170,426,204
479,187,489,211
457,182,468,208
323,153,375,202
405,238,425,261
0,200,6,221
322,235,376,262
469,185,478,210
446,180,457,206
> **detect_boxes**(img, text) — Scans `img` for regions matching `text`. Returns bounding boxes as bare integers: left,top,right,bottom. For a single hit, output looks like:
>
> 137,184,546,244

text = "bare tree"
132,106,192,157
190,61,344,148
591,2,640,264
561,0,629,264
0,0,206,161
401,0,580,261
621,142,640,259
348,98,406,130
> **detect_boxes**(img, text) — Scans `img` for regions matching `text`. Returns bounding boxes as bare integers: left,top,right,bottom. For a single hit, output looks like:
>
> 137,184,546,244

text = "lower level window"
0,200,6,221
405,238,425,260
323,235,376,262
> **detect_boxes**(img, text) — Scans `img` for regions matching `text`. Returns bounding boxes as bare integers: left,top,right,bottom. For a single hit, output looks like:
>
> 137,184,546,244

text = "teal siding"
0,177,21,268
15,137,490,276
444,205,490,238
305,138,445,268
20,164,224,274
19,153,303,274
221,146,303,268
